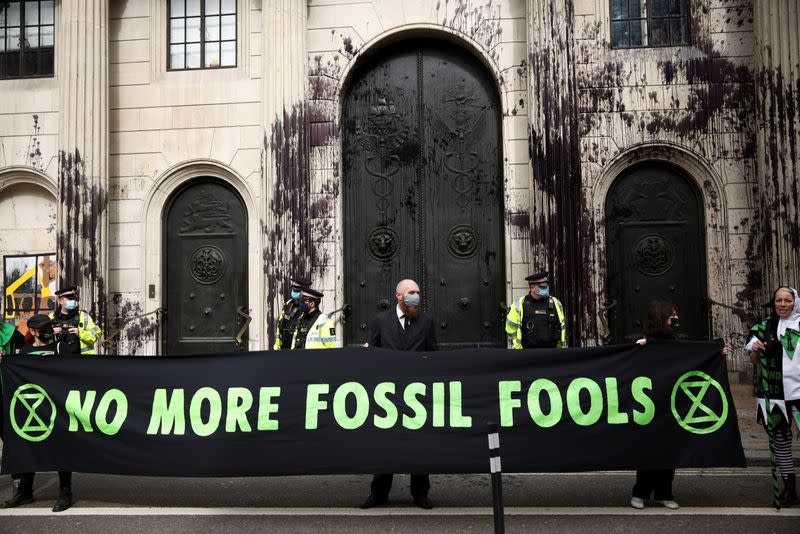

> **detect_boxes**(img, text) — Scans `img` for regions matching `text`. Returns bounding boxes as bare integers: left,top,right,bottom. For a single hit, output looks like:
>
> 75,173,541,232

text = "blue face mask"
404,293,421,308
298,301,309,313
290,289,302,301
537,286,549,298
65,300,78,311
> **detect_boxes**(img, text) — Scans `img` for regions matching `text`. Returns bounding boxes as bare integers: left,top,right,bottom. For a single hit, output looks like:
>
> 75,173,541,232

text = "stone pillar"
526,0,588,342
56,0,109,331
262,1,310,348
754,1,800,292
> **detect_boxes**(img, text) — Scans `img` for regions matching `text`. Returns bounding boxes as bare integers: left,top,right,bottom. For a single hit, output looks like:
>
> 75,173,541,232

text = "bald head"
395,279,421,317
396,279,419,295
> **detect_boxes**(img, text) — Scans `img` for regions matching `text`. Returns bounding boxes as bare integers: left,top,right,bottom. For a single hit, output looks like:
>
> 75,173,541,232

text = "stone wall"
0,1,777,366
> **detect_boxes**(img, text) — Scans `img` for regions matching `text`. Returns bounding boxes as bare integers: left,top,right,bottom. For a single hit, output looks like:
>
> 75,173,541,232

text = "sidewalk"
730,373,800,466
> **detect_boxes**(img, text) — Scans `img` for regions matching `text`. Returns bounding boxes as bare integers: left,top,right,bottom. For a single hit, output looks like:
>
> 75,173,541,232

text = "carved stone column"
262,1,310,348
56,0,109,331
526,0,587,342
754,1,800,292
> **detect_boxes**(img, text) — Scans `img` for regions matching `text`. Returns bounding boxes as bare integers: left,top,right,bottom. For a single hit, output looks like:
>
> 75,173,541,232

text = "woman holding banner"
746,286,800,507
631,300,729,510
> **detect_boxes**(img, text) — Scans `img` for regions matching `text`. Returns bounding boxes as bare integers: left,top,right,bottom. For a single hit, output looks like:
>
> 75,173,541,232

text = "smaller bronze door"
605,164,708,343
163,179,248,355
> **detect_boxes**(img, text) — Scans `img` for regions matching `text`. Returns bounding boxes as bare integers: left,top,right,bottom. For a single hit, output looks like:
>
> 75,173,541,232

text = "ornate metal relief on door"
355,94,409,224
633,235,674,276
180,189,234,233
448,225,479,259
433,81,487,209
190,245,226,284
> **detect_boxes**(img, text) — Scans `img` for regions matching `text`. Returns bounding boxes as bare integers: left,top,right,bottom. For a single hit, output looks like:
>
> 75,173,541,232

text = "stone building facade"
0,1,797,368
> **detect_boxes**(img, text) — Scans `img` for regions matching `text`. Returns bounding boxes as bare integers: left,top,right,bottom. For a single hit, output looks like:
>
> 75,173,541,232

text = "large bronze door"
163,179,248,355
605,164,707,343
343,40,505,348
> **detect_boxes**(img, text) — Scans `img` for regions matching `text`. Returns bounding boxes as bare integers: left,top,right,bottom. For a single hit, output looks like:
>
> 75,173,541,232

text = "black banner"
1,341,745,476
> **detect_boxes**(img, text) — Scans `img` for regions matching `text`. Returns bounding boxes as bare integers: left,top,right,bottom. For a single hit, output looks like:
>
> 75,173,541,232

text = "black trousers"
632,469,674,500
370,473,430,499
13,472,72,493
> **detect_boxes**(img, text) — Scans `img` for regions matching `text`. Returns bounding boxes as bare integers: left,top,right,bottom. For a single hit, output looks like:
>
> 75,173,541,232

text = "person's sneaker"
656,499,679,509
630,496,645,509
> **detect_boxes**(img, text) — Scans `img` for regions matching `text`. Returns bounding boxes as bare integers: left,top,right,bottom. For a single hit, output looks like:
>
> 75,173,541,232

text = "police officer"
291,288,337,349
273,276,312,350
505,271,567,349
49,285,102,354
0,314,73,512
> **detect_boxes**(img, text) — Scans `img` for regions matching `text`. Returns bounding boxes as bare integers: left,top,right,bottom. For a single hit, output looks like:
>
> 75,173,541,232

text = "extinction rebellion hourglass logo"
10,384,57,442
670,371,728,435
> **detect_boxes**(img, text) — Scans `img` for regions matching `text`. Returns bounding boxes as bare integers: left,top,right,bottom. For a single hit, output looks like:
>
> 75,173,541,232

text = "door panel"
343,41,505,348
605,165,707,343
163,179,248,355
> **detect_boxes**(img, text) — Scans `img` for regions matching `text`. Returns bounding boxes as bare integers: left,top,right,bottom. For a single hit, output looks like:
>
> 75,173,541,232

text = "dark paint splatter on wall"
56,148,108,337
569,0,765,343
755,42,800,293
26,115,43,170
527,0,587,345
109,294,159,355
264,105,312,349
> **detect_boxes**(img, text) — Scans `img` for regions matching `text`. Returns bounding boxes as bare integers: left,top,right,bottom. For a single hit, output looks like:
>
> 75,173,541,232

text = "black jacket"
368,309,438,352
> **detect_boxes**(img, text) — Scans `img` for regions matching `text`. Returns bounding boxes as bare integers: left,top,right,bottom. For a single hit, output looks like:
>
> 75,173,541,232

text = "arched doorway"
605,163,708,343
162,178,248,355
342,39,505,349
0,179,57,332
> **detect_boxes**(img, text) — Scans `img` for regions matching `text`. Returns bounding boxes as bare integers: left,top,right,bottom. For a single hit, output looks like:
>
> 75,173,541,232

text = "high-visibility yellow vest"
291,312,337,349
49,310,102,354
505,295,567,349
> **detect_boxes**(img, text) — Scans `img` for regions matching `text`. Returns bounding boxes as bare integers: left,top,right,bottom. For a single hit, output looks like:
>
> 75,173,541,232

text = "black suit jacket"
368,309,438,351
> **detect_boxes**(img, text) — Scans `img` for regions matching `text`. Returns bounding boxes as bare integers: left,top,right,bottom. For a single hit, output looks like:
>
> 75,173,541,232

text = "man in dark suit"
359,279,438,510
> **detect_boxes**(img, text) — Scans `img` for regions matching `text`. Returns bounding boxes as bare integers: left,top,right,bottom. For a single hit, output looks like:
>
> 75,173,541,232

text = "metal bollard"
487,422,505,534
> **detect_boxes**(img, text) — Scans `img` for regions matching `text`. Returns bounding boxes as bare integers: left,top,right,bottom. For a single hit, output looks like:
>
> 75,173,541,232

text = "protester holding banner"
505,271,567,349
745,286,800,507
274,276,312,350
360,279,438,510
0,314,74,512
290,288,337,349
631,301,729,510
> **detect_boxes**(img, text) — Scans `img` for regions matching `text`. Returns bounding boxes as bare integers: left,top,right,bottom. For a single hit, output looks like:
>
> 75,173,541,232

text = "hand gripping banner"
1,340,745,476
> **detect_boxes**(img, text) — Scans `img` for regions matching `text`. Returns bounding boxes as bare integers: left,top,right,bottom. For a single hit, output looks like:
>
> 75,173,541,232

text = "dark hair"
644,300,676,337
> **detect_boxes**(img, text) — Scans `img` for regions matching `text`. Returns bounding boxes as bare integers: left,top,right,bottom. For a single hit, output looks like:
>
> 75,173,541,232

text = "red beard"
399,300,420,318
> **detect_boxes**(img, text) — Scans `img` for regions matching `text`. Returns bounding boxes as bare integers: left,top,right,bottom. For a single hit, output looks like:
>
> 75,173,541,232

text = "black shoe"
359,494,388,509
52,488,72,513
780,474,798,507
0,490,34,509
413,495,433,509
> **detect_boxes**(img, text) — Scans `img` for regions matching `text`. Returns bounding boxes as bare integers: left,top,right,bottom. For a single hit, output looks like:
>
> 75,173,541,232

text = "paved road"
1,469,798,533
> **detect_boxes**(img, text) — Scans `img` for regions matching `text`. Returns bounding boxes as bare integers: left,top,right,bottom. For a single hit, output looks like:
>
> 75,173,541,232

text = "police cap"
55,285,79,298
301,288,324,301
290,276,312,288
525,272,549,283
27,314,52,329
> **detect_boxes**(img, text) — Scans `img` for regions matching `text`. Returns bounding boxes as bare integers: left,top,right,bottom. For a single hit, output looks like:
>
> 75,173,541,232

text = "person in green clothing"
0,320,24,356
0,314,74,512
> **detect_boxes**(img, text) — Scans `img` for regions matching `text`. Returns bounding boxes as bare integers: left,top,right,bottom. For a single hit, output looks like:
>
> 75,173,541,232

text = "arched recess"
0,167,59,328
340,37,506,349
142,160,262,353
590,143,730,343
605,163,707,342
